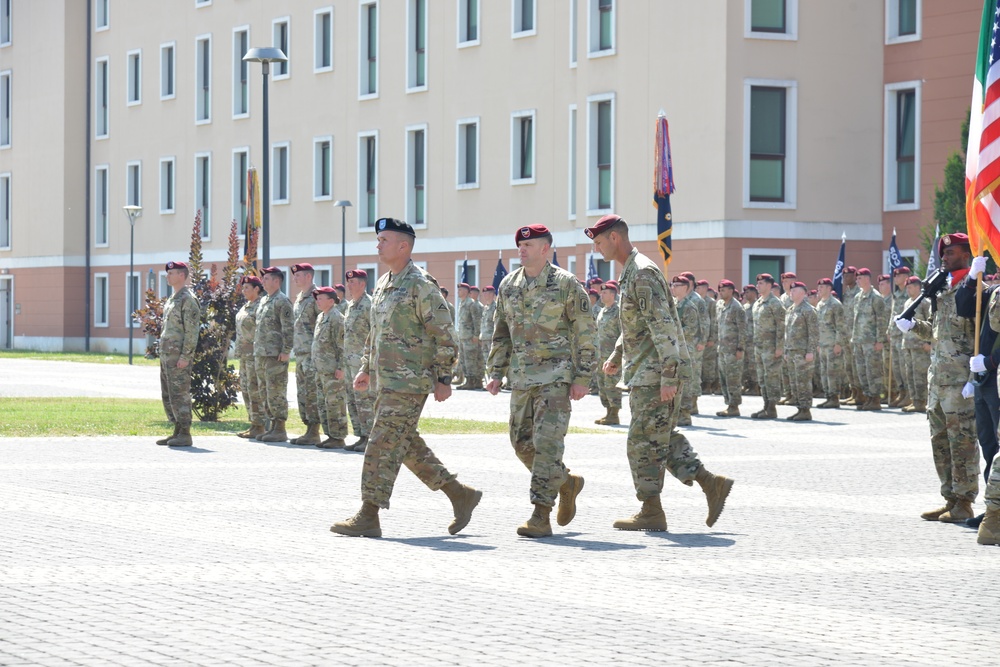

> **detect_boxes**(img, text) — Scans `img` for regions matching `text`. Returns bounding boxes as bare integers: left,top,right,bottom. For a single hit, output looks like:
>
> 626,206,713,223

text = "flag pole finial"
842,232,846,242
892,227,897,236
658,108,666,118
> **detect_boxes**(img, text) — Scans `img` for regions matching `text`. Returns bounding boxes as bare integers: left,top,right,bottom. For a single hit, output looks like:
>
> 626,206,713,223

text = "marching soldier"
595,280,623,425
783,282,819,421
289,263,322,446
900,275,931,413
815,278,848,409
850,268,886,411
343,269,374,452
714,280,747,417
254,266,294,443
156,261,200,447
751,273,785,420
312,286,348,450
235,275,266,439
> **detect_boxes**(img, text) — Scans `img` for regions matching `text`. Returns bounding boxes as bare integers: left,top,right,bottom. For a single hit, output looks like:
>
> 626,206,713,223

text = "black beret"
375,217,416,237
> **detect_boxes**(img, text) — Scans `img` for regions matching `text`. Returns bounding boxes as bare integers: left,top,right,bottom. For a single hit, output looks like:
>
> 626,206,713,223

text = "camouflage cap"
375,217,416,237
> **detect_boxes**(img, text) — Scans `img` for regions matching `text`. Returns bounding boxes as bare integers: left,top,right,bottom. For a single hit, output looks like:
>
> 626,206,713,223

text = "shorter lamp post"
123,205,142,365
333,200,352,282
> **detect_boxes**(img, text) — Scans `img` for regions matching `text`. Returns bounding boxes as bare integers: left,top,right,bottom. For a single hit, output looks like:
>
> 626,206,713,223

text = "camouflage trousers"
160,357,193,427
817,347,845,396
295,353,320,425
812,355,823,394
254,355,289,420
852,343,883,396
984,454,1000,511
717,351,743,407
883,341,904,395
902,347,930,403
843,344,857,393
681,348,704,413
315,368,348,439
927,384,979,502
784,351,815,409
702,344,719,390
743,347,758,391
508,383,572,507
480,341,492,374
598,370,622,410
754,346,783,404
361,390,456,509
461,338,484,383
345,356,374,438
239,354,265,426
628,385,702,500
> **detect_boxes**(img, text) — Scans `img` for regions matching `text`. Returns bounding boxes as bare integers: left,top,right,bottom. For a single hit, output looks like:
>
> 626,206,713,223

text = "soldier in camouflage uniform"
850,268,886,411
670,275,703,425
777,272,796,404
897,233,979,524
900,275,931,413
751,273,785,420
887,268,911,407
815,278,848,408
487,224,593,538
840,267,862,403
714,280,747,417
456,283,484,390
696,280,719,395
783,282,819,421
681,272,710,415
595,281,622,425
878,275,900,406
334,284,349,317
254,266,295,443
742,285,759,395
289,263,322,446
440,287,462,386
311,286,348,450
235,275,266,439
808,289,824,397
331,218,482,538
588,215,733,532
343,269,374,452
588,285,603,396
156,261,201,447
479,285,497,371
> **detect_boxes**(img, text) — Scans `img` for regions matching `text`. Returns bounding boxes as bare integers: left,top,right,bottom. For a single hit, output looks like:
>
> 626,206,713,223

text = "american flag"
966,0,1000,259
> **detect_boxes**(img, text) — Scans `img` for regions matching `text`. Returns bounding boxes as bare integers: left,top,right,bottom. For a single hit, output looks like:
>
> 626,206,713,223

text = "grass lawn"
0,350,297,373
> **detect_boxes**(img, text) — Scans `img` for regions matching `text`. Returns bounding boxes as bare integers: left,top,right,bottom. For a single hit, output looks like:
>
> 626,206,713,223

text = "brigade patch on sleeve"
636,286,652,312
580,296,590,313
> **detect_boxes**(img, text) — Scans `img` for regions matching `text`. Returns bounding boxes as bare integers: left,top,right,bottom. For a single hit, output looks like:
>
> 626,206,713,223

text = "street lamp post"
333,200,352,282
242,47,288,268
123,205,142,365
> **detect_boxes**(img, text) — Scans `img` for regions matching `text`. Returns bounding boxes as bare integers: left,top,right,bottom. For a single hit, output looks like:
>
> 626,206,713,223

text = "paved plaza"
1,359,997,666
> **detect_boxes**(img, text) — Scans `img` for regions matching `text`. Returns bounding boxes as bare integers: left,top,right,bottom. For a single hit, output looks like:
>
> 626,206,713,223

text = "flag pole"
888,227,895,406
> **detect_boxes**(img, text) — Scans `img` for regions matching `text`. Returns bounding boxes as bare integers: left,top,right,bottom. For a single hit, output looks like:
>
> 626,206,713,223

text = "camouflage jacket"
677,292,704,348
841,283,861,325
901,295,931,350
480,301,497,340
360,260,456,394
742,301,755,349
608,248,690,388
343,293,372,362
159,286,200,361
816,296,848,348
234,298,260,358
888,288,908,341
596,302,621,362
458,297,482,340
592,302,603,322
292,285,319,357
715,298,747,353
850,288,887,346
254,291,294,357
779,292,792,310
488,261,596,389
912,278,975,386
752,294,786,353
336,300,349,317
693,293,711,346
312,308,345,374
784,300,819,353
705,296,718,345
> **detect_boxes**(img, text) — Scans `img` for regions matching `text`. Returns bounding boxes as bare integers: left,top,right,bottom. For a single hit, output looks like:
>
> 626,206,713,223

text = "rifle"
895,268,949,322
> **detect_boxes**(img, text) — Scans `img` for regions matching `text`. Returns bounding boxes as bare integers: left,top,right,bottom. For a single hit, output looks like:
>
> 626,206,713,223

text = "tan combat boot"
330,502,382,537
695,467,734,527
243,423,266,440
595,408,620,425
260,419,288,442
911,400,926,413
557,474,585,526
858,395,881,411
293,423,322,446
517,504,553,538
716,405,740,417
236,425,253,438
317,437,346,449
156,424,179,445
846,388,862,405
787,408,812,422
817,394,840,409
346,435,368,452
920,498,956,521
677,409,693,426
976,508,1000,545
939,499,974,523
441,480,483,535
167,425,193,447
690,398,699,415
613,496,668,531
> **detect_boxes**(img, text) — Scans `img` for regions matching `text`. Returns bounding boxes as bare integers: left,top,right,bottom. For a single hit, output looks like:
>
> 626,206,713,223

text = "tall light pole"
333,200,352,282
123,205,142,365
242,47,288,268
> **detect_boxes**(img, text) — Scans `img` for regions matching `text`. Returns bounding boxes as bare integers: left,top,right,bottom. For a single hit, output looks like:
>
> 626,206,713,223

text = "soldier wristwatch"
438,376,452,385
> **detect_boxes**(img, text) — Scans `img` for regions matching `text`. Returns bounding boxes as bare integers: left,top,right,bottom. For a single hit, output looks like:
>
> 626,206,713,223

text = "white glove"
971,355,988,373
971,255,988,279
895,318,915,333
962,382,976,399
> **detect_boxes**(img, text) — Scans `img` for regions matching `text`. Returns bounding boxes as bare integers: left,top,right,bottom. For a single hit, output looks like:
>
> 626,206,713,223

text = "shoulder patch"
636,285,653,312
580,296,590,313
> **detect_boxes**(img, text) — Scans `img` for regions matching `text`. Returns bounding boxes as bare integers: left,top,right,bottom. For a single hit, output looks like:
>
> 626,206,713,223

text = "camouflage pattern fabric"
628,386,701,498
779,292,793,397
716,297,747,407
344,293,374,438
254,291,293,422
702,295,719,391
293,287,320,426
313,308,347,438
158,285,200,427
458,296,485,382
841,283,861,392
255,356,289,420
596,301,622,410
508,383,573,507
677,292,704,415
236,299,263,424
881,292,902,396
752,294,786,404
850,289,886,396
480,300,496,362
901,295,931,402
985,455,1000,511
816,295,848,397
784,300,819,409
742,300,757,391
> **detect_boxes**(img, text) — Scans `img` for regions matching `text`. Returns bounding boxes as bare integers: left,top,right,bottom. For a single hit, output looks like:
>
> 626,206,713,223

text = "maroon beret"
781,272,797,279
483,285,496,292
743,284,757,292
809,289,818,296
671,275,691,285
845,266,857,274
680,272,696,281
345,269,368,280
313,286,337,298
817,278,833,286
334,283,346,291
261,266,283,276
756,273,775,284
469,286,480,292
695,279,709,287
857,268,871,276
584,214,626,239
718,279,736,290
878,274,890,283
240,275,263,287
601,280,619,292
893,266,911,276
790,281,807,291
290,263,314,274
165,261,189,271
458,282,471,290
939,233,970,256
516,224,551,245
906,275,921,285
587,288,599,296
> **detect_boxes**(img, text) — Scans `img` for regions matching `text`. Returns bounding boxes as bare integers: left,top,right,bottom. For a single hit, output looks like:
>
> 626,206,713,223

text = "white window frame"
313,265,333,290
195,0,213,7
355,262,379,293
160,42,176,100
510,109,536,185
95,56,109,139
158,271,173,299
743,78,798,210
359,1,379,100
277,266,290,296
512,0,537,38
0,69,9,148
94,273,110,327
455,259,481,291
314,7,334,73
0,0,10,47
124,272,141,327
586,93,614,216
886,0,921,45
406,123,429,229
95,0,109,32
456,117,480,189
741,248,796,287
882,248,919,275
232,26,250,119
587,0,615,58
232,147,250,233
272,141,290,205
358,130,379,231
569,0,578,67
884,80,921,212
126,49,141,106
586,252,615,282
313,136,333,202
407,0,428,93
195,34,212,124
159,157,175,215
0,172,10,250
568,104,577,219
194,151,212,240
566,255,577,277
95,165,109,247
125,160,142,208
744,0,798,41
272,17,291,79
457,0,480,48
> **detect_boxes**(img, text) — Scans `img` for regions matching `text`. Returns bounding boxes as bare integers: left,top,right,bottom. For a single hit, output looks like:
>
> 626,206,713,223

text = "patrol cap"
756,273,775,284
906,275,921,285
695,279,709,287
516,224,552,245
290,263,314,274
856,268,872,276
165,261,189,271
375,217,416,237
789,281,807,291
584,214,626,239
458,282,471,290
781,272,797,280
345,269,368,280
483,286,496,293
939,232,970,256
587,288,599,297
261,266,283,279
817,277,833,286
893,266,912,276
240,275,263,288
601,280,619,292
845,266,858,274
313,286,337,298
718,279,736,290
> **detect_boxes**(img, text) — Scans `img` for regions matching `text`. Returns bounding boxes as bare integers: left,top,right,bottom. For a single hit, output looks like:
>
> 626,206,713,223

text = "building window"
589,0,614,55
233,27,249,118
160,42,176,100
358,131,378,228
195,35,211,123
96,0,109,31
886,0,920,43
360,2,378,97
407,125,427,226
272,142,289,204
1,0,11,46
159,271,173,299
744,80,797,208
568,105,577,218
94,274,109,327
569,0,578,65
456,118,479,188
159,157,175,214
96,57,109,138
0,173,9,250
125,273,141,327
313,137,332,201
587,94,614,213
232,148,249,233
745,0,797,40
513,0,536,37
0,70,9,147
196,0,212,7
195,153,211,238
895,90,916,204
408,0,427,91
458,0,479,46
511,109,536,184
272,18,290,78
126,161,141,208
454,260,479,289
95,166,109,246
884,81,921,211
126,50,141,105
314,8,333,72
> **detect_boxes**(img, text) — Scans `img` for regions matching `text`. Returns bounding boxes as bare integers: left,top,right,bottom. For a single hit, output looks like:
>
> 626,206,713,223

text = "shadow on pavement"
168,446,213,453
644,532,738,548
525,532,646,551
381,535,497,552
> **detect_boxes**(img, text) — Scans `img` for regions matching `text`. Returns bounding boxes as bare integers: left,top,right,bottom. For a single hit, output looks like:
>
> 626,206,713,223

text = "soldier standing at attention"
289,263,322,446
479,285,497,374
751,273,785,420
695,280,719,395
343,269,374,452
670,275,702,426
878,274,898,405
850,268,886,411
776,272,796,405
588,215,733,531
588,286,603,396
900,276,931,413
741,285,759,395
595,280,623,425
783,282,819,421
468,286,485,385
840,267,862,403
714,280,747,417
311,286,348,450
331,218,482,538
456,283,484,390
235,275,266,439
815,278,848,409
487,224,593,538
440,287,462,386
156,261,200,447
896,233,978,523
681,272,710,415
888,267,912,407
254,267,294,443
334,284,349,316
